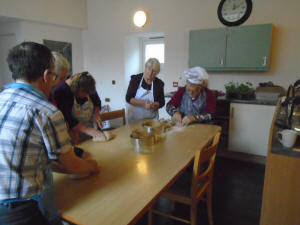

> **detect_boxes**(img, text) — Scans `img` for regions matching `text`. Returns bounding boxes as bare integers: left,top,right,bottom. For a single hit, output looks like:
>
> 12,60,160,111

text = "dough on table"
92,131,114,142
68,173,90,180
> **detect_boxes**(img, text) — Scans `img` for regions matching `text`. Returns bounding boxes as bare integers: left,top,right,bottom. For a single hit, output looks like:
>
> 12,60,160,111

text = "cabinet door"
228,103,275,156
226,24,272,70
189,28,226,70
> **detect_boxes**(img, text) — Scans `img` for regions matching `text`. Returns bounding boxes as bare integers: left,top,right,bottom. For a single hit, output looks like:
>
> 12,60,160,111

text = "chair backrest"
191,132,221,200
100,108,126,125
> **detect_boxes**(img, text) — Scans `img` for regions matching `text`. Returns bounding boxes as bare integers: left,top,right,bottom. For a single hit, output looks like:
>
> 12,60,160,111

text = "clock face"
222,0,247,22
218,0,252,26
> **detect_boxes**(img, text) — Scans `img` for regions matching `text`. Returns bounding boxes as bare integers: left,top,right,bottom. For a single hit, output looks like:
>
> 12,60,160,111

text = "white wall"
124,36,140,87
83,0,300,110
0,21,22,42
0,20,84,87
0,21,21,87
0,0,87,28
20,21,84,74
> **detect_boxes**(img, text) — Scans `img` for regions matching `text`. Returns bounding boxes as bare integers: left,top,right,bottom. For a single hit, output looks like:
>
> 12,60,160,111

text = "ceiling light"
133,10,148,28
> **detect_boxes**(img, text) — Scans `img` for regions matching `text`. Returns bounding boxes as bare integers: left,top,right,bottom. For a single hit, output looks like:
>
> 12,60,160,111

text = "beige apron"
71,96,94,142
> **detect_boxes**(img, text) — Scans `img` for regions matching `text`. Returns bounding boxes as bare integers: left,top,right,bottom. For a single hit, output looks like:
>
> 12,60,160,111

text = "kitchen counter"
165,92,278,106
217,96,277,106
271,133,300,158
164,92,174,98
270,100,300,158
260,99,300,225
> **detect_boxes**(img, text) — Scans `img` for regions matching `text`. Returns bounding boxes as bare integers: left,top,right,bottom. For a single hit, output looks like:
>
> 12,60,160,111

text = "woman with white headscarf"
166,66,216,126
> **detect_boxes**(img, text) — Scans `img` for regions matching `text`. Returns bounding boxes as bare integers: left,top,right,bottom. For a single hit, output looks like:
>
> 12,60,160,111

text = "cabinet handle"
231,107,234,119
220,57,224,66
262,56,267,66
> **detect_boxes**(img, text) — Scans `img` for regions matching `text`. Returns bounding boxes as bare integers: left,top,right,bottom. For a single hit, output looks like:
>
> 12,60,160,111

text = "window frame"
141,37,165,72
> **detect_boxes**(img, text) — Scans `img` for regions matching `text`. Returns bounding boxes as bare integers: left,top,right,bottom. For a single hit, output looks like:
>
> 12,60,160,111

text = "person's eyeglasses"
52,73,58,81
81,71,89,77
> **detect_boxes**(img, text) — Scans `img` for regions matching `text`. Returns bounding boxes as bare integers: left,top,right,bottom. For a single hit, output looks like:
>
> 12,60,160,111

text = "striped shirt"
0,82,72,201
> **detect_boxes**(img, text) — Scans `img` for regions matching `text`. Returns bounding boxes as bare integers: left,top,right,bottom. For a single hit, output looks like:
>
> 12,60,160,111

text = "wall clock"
217,0,252,26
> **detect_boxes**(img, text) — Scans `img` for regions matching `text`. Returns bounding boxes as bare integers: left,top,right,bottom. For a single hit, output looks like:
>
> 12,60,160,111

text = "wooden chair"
148,132,221,225
100,108,126,126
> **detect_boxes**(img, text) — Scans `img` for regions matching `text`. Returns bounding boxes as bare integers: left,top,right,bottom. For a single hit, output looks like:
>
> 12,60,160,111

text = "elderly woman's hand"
181,116,196,126
150,102,159,110
172,112,182,124
144,100,152,110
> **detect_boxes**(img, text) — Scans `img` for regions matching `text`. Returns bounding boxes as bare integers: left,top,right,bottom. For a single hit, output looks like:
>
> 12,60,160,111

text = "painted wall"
124,36,140,89
0,21,22,87
83,0,300,110
20,21,84,74
0,20,84,87
0,21,22,42
0,0,87,28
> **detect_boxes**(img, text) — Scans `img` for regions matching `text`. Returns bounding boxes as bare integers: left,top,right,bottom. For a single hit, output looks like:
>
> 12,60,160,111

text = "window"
142,37,165,70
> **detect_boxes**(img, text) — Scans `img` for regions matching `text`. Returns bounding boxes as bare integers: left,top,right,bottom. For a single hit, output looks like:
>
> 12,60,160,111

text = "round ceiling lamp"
133,10,149,28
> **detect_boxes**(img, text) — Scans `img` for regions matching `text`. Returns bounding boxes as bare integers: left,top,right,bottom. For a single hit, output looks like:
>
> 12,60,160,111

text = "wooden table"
54,122,221,225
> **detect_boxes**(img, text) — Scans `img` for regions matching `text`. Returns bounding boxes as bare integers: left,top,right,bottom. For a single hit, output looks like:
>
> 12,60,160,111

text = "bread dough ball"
131,128,147,139
104,131,113,141
92,135,107,142
92,131,114,142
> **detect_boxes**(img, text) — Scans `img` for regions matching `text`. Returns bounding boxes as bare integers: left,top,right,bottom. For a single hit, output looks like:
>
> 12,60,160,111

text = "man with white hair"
166,67,216,126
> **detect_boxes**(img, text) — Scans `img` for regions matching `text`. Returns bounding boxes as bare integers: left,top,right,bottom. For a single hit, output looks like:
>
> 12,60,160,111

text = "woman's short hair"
52,52,69,77
70,72,96,95
145,58,160,74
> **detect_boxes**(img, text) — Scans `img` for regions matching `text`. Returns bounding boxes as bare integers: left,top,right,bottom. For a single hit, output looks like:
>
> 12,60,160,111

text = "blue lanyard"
4,82,47,100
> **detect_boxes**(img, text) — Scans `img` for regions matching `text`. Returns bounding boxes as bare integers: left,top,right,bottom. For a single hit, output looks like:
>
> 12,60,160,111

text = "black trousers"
0,200,50,225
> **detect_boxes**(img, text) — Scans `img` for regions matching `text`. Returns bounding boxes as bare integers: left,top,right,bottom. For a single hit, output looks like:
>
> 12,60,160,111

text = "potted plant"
225,82,255,100
225,82,239,99
237,82,255,100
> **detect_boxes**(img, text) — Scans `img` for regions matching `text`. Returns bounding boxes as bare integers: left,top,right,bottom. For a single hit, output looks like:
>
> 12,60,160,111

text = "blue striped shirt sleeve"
40,111,72,159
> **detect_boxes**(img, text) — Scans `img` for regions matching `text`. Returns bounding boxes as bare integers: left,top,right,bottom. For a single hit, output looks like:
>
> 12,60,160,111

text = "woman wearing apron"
126,58,165,123
52,71,104,143
166,66,216,126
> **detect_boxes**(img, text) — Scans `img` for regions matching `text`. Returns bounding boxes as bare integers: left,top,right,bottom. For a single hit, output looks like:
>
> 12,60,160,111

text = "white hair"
145,58,160,74
52,51,70,76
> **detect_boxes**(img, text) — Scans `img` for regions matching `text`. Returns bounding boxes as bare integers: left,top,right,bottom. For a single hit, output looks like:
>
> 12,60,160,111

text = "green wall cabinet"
189,24,272,71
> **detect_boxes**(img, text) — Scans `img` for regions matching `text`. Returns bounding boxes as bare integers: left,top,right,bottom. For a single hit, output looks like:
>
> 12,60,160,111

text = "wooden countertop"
260,100,300,225
54,121,220,225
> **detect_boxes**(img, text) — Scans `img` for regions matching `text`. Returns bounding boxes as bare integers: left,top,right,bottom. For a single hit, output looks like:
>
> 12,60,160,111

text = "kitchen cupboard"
228,103,275,156
189,24,272,71
189,28,227,69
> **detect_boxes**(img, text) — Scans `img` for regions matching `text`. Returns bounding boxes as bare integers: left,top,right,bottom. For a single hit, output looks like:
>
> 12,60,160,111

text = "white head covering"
184,66,209,85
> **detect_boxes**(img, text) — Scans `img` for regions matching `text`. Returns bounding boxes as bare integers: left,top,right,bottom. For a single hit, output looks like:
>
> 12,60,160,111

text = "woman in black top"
126,58,165,122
